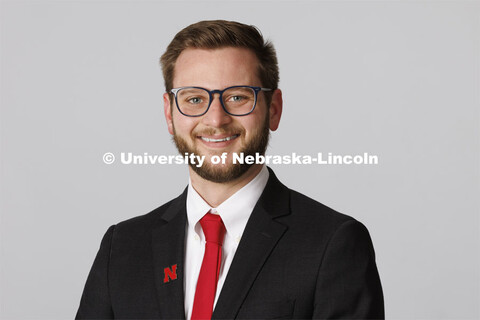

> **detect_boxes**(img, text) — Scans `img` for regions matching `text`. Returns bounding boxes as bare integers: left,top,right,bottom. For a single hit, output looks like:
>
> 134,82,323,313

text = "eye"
187,97,203,104
227,95,247,103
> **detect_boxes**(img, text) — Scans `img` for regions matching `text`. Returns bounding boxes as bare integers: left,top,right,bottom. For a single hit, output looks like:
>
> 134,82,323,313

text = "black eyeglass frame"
169,85,272,117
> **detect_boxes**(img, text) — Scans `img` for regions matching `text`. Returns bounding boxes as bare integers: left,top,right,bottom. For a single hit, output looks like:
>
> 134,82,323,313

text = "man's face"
164,47,278,183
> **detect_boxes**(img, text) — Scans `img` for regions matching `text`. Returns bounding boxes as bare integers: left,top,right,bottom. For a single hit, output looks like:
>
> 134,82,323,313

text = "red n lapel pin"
163,264,178,283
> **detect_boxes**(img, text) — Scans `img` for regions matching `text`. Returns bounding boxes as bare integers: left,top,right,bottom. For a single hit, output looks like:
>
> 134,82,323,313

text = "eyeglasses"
169,85,272,117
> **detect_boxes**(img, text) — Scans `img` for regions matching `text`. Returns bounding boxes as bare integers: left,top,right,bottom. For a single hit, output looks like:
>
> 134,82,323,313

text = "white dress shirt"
184,165,269,320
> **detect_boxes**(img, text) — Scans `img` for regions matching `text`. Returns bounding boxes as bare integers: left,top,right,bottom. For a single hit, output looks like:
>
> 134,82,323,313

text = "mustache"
192,127,244,137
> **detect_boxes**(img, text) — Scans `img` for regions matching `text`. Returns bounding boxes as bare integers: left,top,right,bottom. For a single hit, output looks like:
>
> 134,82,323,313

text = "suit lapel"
151,189,187,320
212,168,291,319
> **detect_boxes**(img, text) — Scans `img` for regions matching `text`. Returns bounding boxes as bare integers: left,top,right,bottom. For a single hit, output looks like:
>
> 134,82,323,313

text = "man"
76,20,384,319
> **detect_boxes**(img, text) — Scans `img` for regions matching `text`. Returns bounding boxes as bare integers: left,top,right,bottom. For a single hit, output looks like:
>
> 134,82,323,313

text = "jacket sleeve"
313,220,385,319
76,225,116,319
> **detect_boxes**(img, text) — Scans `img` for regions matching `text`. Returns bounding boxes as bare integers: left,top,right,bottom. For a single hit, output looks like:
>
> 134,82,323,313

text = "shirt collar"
186,165,269,240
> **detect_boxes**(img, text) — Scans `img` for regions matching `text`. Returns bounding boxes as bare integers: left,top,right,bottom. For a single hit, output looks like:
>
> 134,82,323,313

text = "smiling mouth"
199,134,240,142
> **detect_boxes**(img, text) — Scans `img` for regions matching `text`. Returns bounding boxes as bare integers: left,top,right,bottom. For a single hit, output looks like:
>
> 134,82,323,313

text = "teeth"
201,135,238,142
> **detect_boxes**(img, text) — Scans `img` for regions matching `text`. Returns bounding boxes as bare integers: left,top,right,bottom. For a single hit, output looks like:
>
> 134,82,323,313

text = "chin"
189,161,253,183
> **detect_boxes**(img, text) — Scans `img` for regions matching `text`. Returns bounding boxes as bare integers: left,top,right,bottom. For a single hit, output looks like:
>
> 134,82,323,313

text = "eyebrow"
178,88,209,95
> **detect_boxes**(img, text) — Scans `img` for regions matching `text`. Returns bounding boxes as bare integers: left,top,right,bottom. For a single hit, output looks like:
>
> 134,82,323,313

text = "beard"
172,115,270,183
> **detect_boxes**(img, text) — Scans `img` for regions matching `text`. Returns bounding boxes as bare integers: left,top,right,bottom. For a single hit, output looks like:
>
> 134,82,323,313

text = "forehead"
172,47,260,89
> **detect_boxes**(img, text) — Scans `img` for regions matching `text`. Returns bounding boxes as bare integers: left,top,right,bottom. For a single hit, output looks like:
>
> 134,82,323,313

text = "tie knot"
200,213,226,246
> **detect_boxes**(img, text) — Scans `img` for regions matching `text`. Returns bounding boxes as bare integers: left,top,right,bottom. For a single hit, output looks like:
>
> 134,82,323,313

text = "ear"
163,92,174,135
268,89,283,131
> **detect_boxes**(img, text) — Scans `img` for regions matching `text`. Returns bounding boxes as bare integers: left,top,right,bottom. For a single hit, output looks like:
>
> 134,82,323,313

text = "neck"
189,164,263,207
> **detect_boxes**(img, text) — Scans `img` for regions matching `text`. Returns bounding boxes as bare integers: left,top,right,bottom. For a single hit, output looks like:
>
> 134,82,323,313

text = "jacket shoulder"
283,188,367,242
289,188,355,224
112,190,186,237
117,199,173,226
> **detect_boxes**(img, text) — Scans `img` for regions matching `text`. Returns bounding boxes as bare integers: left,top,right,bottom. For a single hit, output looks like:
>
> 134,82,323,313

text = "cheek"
243,114,265,135
172,114,197,133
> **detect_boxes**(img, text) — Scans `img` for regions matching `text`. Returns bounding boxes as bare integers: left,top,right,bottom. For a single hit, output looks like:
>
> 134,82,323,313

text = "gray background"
1,0,479,319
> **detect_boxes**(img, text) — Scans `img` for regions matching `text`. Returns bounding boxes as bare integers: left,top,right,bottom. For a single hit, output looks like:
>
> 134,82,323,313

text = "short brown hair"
160,20,279,103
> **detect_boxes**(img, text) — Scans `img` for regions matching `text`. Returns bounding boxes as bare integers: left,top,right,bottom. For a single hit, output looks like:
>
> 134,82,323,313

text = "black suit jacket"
76,168,384,319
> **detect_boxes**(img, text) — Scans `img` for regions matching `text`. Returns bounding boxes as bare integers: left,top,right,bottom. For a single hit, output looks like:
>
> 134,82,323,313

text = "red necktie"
191,213,226,320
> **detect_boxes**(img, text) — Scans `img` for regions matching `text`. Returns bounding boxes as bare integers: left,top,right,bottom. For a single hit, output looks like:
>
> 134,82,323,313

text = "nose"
201,94,232,127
